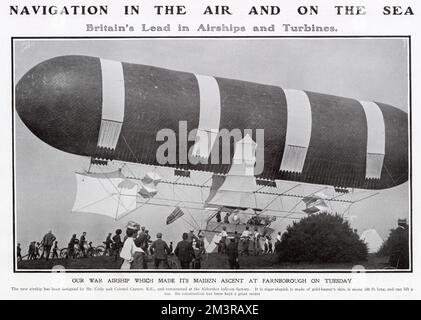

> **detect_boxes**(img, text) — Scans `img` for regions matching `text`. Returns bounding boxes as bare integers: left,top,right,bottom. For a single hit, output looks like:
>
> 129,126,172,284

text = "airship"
16,55,408,188
15,55,409,243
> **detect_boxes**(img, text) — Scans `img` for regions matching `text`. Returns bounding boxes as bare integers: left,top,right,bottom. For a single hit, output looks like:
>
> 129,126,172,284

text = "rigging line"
173,177,203,208
205,210,221,227
352,192,379,203
134,201,204,211
168,179,199,226
261,209,308,217
116,193,140,220
87,160,93,174
96,165,131,212
255,184,267,193
330,188,369,202
296,186,333,214
287,198,305,215
284,186,327,215
277,193,284,212
157,179,355,202
200,175,213,187
279,211,303,222
383,163,398,186
180,216,199,231
120,162,139,182
121,134,141,164
115,190,121,220
277,183,302,195
260,194,281,214
341,203,354,218
330,192,351,201
120,197,155,219
72,194,114,212
173,185,201,229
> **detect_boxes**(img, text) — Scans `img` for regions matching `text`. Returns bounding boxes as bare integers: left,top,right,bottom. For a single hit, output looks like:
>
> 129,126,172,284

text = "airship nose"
15,55,102,156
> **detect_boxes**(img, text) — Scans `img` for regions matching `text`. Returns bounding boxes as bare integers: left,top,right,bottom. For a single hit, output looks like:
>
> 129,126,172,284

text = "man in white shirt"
253,229,261,255
218,227,228,254
240,226,251,255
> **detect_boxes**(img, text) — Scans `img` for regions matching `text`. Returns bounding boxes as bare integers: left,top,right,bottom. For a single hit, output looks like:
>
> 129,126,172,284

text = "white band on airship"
360,101,385,179
97,58,125,150
280,89,312,173
192,74,221,159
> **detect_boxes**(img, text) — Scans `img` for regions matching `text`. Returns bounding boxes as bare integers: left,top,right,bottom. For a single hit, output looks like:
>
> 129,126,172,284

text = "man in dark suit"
79,232,87,258
103,233,111,256
226,237,239,269
150,233,171,269
41,230,56,260
135,226,148,253
67,234,78,259
174,233,195,269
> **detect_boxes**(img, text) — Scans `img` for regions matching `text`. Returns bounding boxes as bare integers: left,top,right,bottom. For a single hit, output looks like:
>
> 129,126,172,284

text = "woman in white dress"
120,222,144,270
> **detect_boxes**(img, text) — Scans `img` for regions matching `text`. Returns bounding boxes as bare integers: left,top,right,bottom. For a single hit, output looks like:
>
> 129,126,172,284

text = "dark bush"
277,213,368,263
377,226,409,269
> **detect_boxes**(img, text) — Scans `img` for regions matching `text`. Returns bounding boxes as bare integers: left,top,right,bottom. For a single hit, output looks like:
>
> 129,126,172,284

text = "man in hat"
103,233,113,256
51,241,59,259
240,226,251,255
223,213,230,224
35,242,41,259
67,234,78,259
112,229,123,261
17,243,22,262
233,213,240,224
218,227,228,254
226,237,239,269
28,241,36,260
135,226,148,253
187,230,199,245
174,233,195,269
79,232,87,258
150,233,171,269
41,230,56,260
193,233,206,269
144,230,151,254
216,210,222,223
253,228,261,255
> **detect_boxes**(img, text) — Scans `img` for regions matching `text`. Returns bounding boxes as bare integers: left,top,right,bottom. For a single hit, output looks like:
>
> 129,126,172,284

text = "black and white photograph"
13,37,410,272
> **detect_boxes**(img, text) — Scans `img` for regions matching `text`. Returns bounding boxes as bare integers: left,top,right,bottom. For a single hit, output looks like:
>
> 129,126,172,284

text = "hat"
126,221,140,230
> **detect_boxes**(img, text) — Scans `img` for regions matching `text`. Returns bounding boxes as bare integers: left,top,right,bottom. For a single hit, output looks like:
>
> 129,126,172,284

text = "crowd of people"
17,230,99,261
17,230,58,261
215,226,284,269
118,221,205,270
17,223,286,270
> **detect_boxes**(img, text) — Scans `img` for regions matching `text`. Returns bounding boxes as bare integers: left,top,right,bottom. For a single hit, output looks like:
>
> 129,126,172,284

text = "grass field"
17,253,390,270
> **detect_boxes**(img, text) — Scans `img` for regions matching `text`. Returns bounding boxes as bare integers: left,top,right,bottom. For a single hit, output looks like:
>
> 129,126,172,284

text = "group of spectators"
17,230,98,261
66,232,98,258
118,221,205,270
216,226,278,256
16,225,286,270
17,230,58,261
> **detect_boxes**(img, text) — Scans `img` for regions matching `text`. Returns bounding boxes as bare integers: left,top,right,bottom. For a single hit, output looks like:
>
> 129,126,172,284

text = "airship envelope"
16,55,408,190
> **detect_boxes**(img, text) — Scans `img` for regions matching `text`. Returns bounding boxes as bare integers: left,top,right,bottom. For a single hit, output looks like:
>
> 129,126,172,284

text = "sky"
14,38,410,251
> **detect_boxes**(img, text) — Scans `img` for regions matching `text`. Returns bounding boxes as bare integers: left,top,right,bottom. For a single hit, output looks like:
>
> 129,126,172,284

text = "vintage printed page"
0,0,420,301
